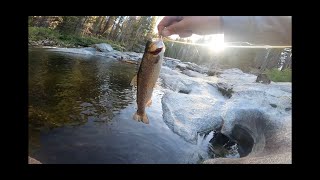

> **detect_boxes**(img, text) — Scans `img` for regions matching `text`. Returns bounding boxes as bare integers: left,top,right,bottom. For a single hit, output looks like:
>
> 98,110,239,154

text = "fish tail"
133,111,149,124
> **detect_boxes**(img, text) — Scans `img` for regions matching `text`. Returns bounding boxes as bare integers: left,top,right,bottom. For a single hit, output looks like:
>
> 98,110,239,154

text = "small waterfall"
187,131,214,164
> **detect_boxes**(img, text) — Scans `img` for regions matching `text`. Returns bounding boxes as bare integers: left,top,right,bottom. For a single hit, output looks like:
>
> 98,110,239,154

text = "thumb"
162,20,191,37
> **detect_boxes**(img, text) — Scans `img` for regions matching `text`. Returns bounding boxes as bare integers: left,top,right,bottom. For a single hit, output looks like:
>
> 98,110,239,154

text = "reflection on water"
28,48,234,164
29,49,136,130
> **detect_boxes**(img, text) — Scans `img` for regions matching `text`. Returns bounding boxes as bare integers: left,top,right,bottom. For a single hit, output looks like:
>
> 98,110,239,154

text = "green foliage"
29,27,61,41
265,68,292,82
29,16,158,52
29,27,126,51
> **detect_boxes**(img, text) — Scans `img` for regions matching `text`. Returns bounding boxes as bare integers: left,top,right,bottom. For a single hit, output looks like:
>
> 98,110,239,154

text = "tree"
111,16,125,41
92,16,103,35
100,16,115,36
74,16,87,35
57,16,79,34
107,16,120,38
119,16,137,45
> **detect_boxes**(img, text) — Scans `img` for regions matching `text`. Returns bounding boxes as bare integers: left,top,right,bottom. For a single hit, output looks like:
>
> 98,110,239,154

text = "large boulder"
162,91,224,143
92,43,113,52
163,57,181,69
160,66,292,164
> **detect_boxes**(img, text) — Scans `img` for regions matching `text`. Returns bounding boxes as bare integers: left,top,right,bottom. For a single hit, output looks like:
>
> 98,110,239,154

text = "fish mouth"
149,40,164,55
150,47,163,55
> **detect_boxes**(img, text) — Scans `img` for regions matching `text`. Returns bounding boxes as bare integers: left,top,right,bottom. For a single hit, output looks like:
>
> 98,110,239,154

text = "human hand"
157,16,221,38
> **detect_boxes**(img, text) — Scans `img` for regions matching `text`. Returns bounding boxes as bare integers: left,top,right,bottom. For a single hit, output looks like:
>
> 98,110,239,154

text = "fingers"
158,16,184,36
161,20,192,37
157,16,177,35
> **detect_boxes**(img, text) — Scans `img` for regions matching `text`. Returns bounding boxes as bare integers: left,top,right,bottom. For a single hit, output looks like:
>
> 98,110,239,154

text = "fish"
130,38,165,124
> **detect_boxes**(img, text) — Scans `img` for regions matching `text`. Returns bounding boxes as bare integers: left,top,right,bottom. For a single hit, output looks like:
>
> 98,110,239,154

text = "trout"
130,38,165,124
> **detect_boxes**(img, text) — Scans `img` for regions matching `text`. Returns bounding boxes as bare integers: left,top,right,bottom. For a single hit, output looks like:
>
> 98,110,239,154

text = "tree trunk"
107,16,119,38
93,16,103,35
100,16,115,35
73,16,86,34
121,16,135,44
111,16,125,41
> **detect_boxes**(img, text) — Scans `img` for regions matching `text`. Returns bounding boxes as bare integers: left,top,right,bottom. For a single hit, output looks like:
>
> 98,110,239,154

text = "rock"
181,69,204,78
123,52,143,59
132,44,145,53
203,80,291,163
92,43,113,52
203,152,291,164
213,82,234,98
160,66,180,76
160,66,291,164
185,62,208,74
219,68,257,85
207,69,222,76
270,104,277,108
256,73,271,84
285,107,291,111
161,91,224,143
163,57,181,69
176,63,187,71
174,61,208,75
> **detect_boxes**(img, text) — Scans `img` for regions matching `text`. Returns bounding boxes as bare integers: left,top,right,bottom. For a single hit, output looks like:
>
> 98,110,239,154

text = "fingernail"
162,29,171,37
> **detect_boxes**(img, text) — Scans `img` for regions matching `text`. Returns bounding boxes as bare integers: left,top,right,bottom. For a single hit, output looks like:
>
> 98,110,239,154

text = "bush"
29,27,126,51
29,27,61,41
265,68,292,82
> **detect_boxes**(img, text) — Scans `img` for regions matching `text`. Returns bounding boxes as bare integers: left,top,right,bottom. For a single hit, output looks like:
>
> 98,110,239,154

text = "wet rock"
161,91,224,143
215,82,234,98
163,57,181,69
92,43,113,52
256,73,271,84
270,104,277,108
160,66,291,164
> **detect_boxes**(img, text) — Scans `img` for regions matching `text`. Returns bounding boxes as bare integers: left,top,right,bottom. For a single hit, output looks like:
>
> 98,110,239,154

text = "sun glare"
154,16,225,52
206,34,225,53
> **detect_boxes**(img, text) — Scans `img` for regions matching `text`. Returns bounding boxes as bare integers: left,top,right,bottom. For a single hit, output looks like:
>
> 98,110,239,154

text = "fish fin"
130,74,137,87
146,99,152,107
133,112,149,124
